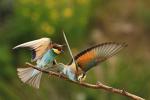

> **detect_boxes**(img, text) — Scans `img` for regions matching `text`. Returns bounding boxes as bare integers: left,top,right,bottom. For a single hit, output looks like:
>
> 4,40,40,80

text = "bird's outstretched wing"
69,42,127,72
13,38,52,61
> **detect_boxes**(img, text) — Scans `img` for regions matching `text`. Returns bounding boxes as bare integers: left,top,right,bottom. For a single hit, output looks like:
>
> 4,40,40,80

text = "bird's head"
52,43,64,54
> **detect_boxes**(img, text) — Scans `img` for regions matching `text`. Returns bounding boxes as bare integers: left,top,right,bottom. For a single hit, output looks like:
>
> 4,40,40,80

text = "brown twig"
26,62,145,100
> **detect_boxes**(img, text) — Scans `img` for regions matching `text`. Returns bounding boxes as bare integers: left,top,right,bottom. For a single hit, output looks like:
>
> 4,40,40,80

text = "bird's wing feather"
70,42,127,72
13,38,52,61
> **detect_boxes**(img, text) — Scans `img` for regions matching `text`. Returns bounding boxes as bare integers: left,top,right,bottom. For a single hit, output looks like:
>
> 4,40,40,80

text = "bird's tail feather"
17,67,42,89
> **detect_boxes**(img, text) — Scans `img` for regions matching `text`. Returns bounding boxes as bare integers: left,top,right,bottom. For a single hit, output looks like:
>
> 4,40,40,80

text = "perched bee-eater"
13,38,64,88
56,42,127,81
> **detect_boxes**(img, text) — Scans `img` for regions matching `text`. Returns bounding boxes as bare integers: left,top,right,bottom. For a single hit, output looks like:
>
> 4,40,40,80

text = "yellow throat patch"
53,48,61,54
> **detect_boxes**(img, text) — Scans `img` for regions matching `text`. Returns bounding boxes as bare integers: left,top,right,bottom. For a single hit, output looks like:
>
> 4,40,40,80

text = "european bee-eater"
13,38,64,88
56,42,127,81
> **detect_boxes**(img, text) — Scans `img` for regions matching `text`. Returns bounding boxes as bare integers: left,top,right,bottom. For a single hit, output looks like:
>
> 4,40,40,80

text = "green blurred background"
0,0,150,100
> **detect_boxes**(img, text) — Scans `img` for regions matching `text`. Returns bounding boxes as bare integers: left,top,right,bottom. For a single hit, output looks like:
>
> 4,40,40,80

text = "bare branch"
25,62,145,100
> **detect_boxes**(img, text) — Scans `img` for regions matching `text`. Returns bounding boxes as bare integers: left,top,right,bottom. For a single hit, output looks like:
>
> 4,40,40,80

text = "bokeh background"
0,0,150,100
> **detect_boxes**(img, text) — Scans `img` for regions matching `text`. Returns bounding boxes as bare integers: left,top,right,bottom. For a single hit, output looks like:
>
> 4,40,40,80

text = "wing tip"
121,42,128,47
12,45,24,50
107,42,128,48
12,46,17,50
105,42,128,47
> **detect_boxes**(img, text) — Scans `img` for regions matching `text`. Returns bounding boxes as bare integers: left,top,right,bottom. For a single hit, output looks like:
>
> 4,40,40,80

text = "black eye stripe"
53,47,61,51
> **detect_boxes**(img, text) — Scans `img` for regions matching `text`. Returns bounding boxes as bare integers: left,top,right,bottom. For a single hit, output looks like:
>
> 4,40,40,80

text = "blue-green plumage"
32,49,57,76
38,49,57,67
63,65,77,81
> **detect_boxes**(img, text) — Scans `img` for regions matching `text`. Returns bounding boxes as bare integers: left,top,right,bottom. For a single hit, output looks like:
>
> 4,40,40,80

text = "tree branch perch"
25,62,144,100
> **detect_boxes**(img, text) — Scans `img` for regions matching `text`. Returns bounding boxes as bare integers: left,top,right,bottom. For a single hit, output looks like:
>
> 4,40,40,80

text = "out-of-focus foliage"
0,0,150,100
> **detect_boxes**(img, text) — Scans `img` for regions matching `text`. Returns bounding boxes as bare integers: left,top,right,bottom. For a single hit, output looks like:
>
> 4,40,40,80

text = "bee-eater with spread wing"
13,38,64,88
56,42,127,81
55,32,127,82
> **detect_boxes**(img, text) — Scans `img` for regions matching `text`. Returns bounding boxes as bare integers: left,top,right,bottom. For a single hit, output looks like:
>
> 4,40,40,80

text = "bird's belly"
63,67,76,81
38,57,53,67
37,50,56,67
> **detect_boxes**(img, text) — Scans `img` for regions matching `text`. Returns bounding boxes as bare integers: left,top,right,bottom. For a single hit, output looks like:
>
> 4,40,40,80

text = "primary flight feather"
71,42,127,72
13,38,52,61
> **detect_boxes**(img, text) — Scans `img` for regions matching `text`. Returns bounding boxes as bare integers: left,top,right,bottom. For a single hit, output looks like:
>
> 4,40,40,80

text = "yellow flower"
41,22,55,34
63,8,73,18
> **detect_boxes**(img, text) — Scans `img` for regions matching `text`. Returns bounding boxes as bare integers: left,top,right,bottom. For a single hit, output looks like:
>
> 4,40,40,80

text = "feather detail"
13,38,52,61
69,42,127,72
17,67,42,89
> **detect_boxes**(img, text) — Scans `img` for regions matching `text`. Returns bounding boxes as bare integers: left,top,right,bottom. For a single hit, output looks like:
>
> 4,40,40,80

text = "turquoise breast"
38,49,57,67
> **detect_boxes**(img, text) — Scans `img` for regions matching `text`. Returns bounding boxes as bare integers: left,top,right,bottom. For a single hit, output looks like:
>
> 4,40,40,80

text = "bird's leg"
77,72,86,83
82,72,86,78
48,60,57,69
52,59,57,65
